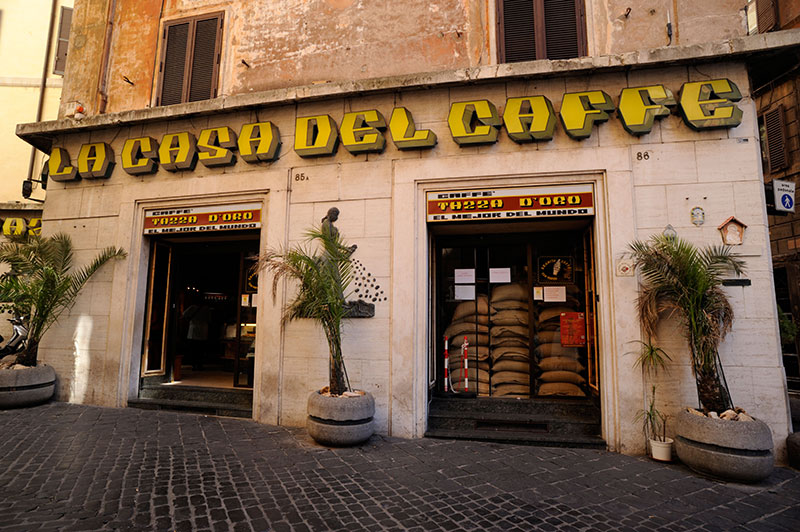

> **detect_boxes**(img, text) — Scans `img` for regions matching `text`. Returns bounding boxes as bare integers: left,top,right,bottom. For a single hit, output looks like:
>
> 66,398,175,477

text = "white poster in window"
454,269,475,283
241,294,251,307
454,284,476,301
543,286,567,302
489,268,511,283
533,286,544,301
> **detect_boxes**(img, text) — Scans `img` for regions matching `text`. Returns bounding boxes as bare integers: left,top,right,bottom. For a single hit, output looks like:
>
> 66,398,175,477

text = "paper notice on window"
533,286,543,300
454,284,476,301
489,268,511,284
543,286,566,302
454,269,475,284
241,294,251,307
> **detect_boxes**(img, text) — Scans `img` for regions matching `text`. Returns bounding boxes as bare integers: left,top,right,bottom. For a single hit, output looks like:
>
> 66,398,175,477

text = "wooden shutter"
53,7,72,75
764,106,789,173
500,0,537,63
542,0,582,60
756,0,778,33
188,16,221,102
498,0,585,63
159,22,190,106
158,13,222,106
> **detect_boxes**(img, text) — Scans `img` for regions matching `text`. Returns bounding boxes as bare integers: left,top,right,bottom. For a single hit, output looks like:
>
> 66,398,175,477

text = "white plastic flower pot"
649,437,673,462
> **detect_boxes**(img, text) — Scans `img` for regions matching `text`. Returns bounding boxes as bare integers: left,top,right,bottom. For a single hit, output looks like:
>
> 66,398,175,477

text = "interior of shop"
140,232,259,393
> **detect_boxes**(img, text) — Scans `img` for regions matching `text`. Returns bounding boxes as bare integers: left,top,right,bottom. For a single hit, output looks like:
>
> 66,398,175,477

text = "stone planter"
307,390,374,446
674,409,774,483
0,365,56,409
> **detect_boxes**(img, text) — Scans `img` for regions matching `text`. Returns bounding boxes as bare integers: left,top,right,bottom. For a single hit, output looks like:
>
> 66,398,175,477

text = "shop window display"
435,228,595,399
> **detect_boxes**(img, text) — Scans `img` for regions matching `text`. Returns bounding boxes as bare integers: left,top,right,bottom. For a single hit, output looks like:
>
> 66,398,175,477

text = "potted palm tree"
629,234,774,481
0,232,126,408
259,209,374,446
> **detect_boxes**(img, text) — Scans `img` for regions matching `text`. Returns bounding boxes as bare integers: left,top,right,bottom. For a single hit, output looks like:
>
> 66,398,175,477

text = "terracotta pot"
0,364,56,409
674,409,774,483
649,437,673,462
307,390,374,446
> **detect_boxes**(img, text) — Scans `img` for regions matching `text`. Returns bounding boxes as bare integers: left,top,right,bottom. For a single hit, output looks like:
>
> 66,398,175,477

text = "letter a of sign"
159,132,198,171
560,91,615,140
617,85,676,136
48,147,78,182
679,79,743,130
77,142,115,179
238,122,281,162
503,96,556,143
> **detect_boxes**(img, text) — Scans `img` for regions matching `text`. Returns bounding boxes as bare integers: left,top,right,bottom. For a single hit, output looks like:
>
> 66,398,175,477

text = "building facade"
0,0,72,338
17,0,797,460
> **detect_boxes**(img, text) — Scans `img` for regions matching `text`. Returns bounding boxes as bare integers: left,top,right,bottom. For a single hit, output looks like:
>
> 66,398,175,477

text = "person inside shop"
182,292,213,371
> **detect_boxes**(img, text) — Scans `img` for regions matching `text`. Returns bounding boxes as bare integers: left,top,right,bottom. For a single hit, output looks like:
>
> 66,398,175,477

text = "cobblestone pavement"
1,403,798,532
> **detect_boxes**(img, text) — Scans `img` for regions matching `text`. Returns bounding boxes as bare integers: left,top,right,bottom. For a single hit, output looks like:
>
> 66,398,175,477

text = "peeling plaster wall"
61,0,755,118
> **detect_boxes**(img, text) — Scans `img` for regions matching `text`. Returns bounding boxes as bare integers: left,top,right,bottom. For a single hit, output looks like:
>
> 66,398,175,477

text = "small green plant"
635,385,668,442
778,307,797,348
629,339,672,378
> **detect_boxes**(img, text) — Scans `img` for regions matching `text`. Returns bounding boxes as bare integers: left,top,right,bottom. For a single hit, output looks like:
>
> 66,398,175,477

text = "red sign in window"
560,312,586,347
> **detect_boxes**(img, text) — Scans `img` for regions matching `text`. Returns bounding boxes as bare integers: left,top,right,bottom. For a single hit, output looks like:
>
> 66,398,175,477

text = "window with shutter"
157,13,223,107
497,0,586,63
763,106,789,173
53,7,72,75
756,0,778,33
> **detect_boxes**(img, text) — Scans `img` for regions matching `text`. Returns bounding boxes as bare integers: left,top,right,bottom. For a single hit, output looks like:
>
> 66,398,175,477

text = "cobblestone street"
1,403,798,531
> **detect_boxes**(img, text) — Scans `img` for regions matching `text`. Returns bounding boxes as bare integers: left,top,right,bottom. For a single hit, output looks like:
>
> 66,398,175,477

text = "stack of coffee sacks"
445,295,490,395
533,289,586,397
489,283,531,398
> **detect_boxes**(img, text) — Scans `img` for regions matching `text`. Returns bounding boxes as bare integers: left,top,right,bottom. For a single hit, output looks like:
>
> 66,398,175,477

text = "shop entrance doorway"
134,232,258,417
426,218,603,446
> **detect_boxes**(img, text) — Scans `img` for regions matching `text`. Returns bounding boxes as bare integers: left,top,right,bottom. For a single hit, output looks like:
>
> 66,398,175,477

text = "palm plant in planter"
629,234,743,413
259,215,374,446
0,233,126,408
629,234,775,481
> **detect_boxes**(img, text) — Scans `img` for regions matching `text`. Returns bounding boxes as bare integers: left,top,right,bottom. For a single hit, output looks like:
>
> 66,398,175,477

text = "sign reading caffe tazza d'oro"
48,79,743,182
143,203,261,235
426,184,594,222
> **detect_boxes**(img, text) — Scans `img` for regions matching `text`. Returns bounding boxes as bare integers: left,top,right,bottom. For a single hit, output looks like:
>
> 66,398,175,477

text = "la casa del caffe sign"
44,79,743,180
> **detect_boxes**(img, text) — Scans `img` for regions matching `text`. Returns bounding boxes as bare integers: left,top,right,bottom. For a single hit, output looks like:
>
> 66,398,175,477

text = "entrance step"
132,384,253,418
425,396,604,449
128,397,252,418
139,383,253,407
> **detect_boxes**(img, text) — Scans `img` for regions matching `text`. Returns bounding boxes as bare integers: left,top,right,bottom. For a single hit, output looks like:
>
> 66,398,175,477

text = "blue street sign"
782,193,794,210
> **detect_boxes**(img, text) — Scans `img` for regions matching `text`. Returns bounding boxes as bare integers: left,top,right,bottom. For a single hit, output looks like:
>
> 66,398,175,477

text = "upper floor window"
157,13,223,106
497,0,587,63
53,6,73,75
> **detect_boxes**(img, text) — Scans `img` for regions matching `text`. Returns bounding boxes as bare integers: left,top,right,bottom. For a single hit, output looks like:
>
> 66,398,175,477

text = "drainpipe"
25,0,59,189
97,0,117,114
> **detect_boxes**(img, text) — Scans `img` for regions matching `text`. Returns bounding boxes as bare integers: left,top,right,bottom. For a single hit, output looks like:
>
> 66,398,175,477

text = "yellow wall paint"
0,0,73,202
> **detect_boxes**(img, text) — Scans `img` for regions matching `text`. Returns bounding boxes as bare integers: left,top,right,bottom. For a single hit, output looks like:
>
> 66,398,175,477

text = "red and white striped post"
463,335,469,392
443,336,449,392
